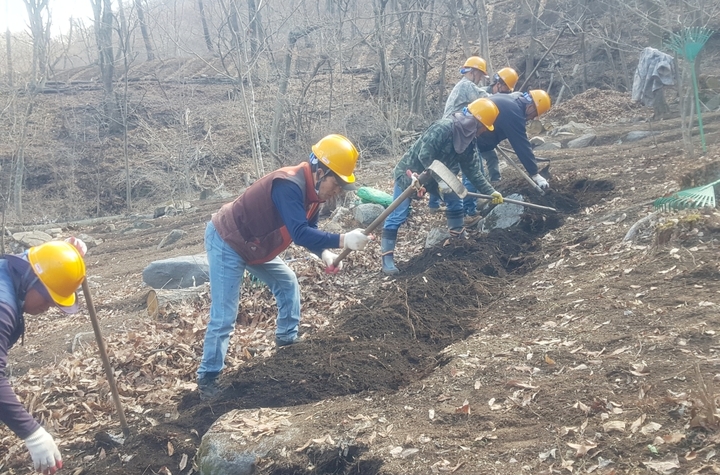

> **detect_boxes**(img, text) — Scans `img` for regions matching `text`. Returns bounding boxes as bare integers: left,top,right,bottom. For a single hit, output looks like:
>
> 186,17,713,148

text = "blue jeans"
198,222,301,377
462,174,479,216
384,180,462,231
428,192,442,209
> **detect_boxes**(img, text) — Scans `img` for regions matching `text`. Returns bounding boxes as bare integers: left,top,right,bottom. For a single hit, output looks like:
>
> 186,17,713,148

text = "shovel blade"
426,160,468,198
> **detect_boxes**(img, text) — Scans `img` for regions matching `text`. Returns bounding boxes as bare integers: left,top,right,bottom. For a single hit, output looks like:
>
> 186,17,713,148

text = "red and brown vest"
211,162,321,265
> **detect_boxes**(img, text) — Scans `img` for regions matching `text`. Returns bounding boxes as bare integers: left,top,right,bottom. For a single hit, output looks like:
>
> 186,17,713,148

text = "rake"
665,27,714,153
653,178,720,211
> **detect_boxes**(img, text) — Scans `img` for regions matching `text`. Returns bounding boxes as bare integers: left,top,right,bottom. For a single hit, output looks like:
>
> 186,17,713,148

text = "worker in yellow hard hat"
443,56,490,118
381,98,504,275
1,238,87,474
486,67,519,94
456,66,522,218
429,57,492,219
475,89,553,190
197,134,372,400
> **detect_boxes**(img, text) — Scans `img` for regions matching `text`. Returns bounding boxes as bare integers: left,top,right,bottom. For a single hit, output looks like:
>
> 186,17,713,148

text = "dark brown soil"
74,178,608,475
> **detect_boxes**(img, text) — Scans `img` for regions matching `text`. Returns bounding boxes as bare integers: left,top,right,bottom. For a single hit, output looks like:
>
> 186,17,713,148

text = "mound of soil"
544,87,643,125
75,177,616,475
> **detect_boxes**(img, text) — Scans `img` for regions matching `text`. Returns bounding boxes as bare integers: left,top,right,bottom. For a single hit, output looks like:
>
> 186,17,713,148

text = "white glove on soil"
532,174,549,189
24,427,62,474
321,250,343,274
343,229,370,251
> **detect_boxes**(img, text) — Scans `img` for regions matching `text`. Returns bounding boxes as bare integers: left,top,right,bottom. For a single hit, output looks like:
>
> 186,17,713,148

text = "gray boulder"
142,254,209,289
425,227,453,248
625,131,659,142
197,409,301,475
551,121,592,136
534,142,562,151
12,231,52,248
353,203,385,227
567,133,597,149
481,194,525,232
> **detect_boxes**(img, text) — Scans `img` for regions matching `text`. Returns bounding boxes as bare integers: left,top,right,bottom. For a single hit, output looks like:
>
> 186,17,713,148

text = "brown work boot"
463,214,482,227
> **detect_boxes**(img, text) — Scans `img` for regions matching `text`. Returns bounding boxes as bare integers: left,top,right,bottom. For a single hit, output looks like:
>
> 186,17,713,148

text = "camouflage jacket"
392,118,495,196
443,77,489,118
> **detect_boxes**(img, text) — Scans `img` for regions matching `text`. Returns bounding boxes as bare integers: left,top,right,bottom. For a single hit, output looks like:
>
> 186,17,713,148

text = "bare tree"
23,0,51,90
91,0,121,134
5,26,12,87
197,0,214,54
135,0,155,60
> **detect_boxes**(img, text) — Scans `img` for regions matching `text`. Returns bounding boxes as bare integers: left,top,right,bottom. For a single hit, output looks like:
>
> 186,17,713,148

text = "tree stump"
146,284,209,318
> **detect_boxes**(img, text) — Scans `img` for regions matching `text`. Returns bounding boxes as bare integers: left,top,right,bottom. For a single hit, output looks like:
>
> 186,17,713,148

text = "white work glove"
343,229,370,251
490,191,503,205
437,180,452,196
65,236,87,257
321,250,343,274
532,174,549,189
24,427,62,474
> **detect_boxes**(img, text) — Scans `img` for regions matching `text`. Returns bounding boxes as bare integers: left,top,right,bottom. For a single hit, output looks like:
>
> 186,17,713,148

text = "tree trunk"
115,0,129,61
448,0,470,58
146,285,209,318
476,0,491,74
197,0,214,54
247,0,264,59
23,0,50,90
92,0,121,134
12,100,34,220
136,0,155,61
269,27,318,158
5,27,12,87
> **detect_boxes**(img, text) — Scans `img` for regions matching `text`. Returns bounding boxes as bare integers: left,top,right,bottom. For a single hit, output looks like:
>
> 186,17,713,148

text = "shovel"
331,166,437,267
426,161,557,213
495,147,546,195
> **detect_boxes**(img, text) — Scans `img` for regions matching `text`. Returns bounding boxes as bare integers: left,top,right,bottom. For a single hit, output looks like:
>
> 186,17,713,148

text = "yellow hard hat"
461,56,488,76
466,98,499,131
311,134,359,184
529,90,552,116
27,241,86,308
495,67,519,91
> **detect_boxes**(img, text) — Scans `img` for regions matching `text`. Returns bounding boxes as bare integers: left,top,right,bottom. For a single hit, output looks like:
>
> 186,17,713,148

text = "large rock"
12,231,52,248
534,142,562,151
353,203,385,227
625,131,659,142
480,194,526,232
197,409,316,475
551,121,592,136
567,133,597,149
425,227,453,248
142,254,209,289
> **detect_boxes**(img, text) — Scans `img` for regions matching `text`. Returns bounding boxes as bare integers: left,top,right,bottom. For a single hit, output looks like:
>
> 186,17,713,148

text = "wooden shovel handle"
332,171,430,267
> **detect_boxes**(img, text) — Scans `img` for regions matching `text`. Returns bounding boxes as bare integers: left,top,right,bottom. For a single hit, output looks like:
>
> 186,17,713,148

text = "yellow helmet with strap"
311,134,359,184
495,67,519,91
529,89,552,116
461,56,488,76
27,241,85,308
467,98,500,131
